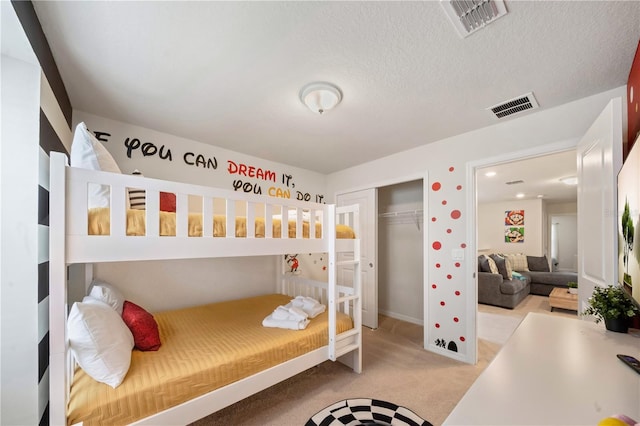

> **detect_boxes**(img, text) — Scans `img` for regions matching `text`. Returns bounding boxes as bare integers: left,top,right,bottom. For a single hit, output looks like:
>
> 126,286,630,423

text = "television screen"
617,138,640,310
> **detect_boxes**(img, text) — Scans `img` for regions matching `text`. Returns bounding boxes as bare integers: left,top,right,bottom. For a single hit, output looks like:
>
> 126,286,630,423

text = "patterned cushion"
478,255,499,274
502,253,529,271
490,254,513,280
128,170,146,210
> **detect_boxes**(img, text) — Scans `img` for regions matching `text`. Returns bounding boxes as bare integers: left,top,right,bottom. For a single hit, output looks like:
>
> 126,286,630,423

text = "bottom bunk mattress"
67,293,353,425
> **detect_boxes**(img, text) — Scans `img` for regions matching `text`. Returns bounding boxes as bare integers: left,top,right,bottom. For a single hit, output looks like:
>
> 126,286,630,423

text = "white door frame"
465,138,577,363
334,171,427,330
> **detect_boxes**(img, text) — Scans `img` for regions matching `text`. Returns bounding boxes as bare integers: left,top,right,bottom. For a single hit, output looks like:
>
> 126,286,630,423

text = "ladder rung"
335,343,360,358
337,259,360,266
337,295,358,304
336,328,359,340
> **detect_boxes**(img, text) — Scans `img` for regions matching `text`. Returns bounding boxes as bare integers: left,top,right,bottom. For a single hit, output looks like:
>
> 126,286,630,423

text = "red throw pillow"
160,192,176,212
122,301,161,351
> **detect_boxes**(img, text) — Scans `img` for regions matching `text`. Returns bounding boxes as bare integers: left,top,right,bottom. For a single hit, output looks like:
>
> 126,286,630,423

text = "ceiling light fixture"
300,82,342,115
484,171,496,177
516,193,525,198
560,176,578,185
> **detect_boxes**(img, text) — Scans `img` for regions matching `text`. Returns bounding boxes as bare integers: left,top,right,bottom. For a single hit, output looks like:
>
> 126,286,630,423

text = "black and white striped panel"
11,2,72,425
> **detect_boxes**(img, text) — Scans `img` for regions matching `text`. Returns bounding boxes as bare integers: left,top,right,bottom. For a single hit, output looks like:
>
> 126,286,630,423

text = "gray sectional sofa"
477,254,578,309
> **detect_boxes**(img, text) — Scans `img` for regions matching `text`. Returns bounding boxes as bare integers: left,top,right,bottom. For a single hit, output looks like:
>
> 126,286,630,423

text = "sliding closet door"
337,189,378,329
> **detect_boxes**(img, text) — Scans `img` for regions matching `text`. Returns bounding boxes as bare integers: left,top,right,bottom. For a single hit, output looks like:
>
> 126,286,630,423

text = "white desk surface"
444,312,640,425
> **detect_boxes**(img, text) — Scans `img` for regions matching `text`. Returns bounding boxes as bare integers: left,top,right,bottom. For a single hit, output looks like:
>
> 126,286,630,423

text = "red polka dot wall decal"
455,262,461,267
446,229,452,234
453,317,459,322
442,200,447,205
455,290,461,296
460,336,466,342
446,274,452,279
460,243,467,248
457,185,462,190
432,284,437,289
440,301,445,306
449,166,455,172
431,217,437,222
435,323,440,328
451,210,461,219
435,263,441,268
432,241,442,250
432,182,441,191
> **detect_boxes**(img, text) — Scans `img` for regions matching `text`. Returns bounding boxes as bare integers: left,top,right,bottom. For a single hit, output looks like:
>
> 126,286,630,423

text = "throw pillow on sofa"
527,255,550,272
490,254,513,280
502,253,529,271
478,254,499,274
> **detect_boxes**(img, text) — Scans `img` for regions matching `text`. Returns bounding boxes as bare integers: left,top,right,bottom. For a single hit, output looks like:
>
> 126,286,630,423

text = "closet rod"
378,209,423,218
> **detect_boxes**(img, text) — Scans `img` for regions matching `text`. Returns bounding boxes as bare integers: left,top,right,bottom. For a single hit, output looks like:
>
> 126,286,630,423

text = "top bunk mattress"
67,293,353,425
87,208,356,239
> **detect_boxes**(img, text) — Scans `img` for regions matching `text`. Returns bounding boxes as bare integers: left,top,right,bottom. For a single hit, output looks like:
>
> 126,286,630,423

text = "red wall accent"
627,40,640,158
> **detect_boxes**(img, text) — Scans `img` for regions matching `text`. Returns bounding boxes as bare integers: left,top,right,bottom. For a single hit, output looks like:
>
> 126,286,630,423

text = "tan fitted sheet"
87,208,356,239
67,294,353,425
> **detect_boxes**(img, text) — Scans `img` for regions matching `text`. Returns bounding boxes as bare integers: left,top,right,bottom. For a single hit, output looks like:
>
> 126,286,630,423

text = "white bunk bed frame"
48,152,362,425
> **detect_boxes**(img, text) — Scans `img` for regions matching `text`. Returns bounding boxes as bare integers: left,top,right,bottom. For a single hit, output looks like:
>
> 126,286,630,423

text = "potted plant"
567,281,578,295
582,284,639,333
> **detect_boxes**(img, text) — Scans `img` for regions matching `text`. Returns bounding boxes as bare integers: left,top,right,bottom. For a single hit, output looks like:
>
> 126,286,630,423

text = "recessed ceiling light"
560,176,578,185
485,171,496,177
537,194,544,198
516,193,525,198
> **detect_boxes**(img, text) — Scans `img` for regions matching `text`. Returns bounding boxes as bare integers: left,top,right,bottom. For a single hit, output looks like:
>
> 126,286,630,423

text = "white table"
444,312,640,425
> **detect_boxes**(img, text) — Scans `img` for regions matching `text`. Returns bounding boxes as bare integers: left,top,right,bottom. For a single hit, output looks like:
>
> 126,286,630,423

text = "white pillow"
70,122,123,208
88,279,125,315
68,301,134,388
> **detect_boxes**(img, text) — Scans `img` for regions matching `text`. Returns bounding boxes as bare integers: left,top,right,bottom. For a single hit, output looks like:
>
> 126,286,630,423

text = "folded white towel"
287,306,308,320
288,296,326,319
271,305,308,321
272,306,292,320
262,314,309,330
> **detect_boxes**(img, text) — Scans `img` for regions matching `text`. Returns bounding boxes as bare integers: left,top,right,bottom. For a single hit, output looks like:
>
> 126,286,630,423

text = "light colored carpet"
190,295,574,426
477,311,523,345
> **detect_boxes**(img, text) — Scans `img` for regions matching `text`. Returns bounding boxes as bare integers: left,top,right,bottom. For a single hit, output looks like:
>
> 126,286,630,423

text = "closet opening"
377,179,424,328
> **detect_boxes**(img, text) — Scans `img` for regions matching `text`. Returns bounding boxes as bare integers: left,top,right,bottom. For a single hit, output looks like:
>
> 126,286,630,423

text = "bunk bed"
49,151,362,425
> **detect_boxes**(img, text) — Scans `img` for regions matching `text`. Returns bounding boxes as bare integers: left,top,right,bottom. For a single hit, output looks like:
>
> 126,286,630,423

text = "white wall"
477,199,543,256
327,86,627,363
1,45,41,426
378,180,424,324
75,112,327,310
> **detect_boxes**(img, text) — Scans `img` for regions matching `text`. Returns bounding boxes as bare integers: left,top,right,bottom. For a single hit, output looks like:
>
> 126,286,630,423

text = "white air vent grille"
488,92,539,119
441,0,508,38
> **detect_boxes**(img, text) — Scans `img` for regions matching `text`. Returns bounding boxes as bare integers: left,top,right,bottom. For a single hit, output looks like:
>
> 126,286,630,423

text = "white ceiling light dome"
300,82,343,115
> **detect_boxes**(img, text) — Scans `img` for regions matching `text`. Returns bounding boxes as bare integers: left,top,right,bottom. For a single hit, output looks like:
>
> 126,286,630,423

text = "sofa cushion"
490,254,513,280
500,278,528,295
526,271,577,286
527,255,550,272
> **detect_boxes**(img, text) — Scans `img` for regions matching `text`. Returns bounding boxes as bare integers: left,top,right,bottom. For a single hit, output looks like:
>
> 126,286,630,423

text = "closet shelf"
379,209,423,230
378,209,423,218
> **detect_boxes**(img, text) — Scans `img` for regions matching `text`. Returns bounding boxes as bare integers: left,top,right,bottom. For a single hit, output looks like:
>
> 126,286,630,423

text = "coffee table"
549,287,578,312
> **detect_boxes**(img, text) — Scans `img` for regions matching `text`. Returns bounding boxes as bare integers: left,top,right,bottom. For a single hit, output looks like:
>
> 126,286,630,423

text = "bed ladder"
328,205,362,372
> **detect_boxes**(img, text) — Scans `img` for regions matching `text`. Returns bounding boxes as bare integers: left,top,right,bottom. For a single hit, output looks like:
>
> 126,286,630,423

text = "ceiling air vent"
441,0,508,38
488,92,539,119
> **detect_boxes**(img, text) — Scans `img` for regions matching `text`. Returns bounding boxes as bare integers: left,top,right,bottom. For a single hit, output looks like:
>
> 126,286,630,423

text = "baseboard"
378,309,423,326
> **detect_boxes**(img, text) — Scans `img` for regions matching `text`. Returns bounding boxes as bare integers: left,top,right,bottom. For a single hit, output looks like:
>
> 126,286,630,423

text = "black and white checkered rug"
305,398,432,426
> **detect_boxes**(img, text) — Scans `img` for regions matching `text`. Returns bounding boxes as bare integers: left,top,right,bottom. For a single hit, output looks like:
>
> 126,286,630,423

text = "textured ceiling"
33,1,640,174
477,150,577,204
